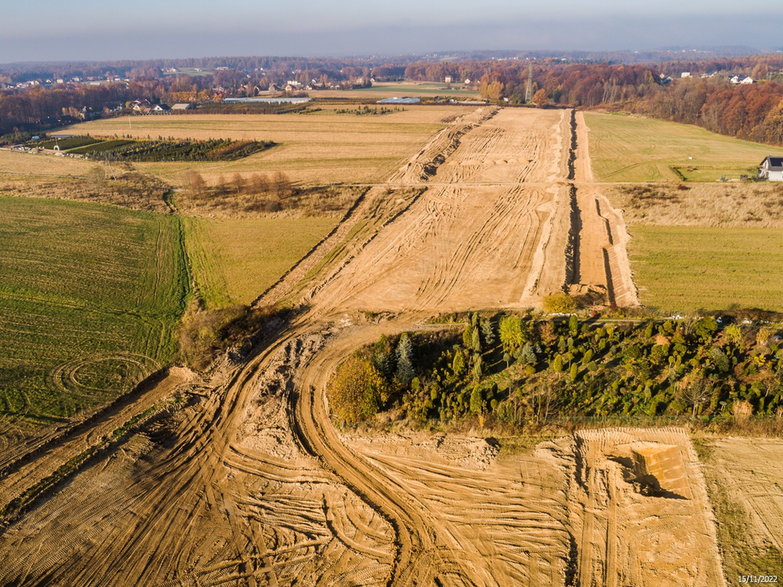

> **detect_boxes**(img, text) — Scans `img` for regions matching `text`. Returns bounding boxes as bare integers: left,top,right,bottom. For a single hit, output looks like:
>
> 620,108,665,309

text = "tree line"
183,169,294,212
7,55,783,146
405,57,783,145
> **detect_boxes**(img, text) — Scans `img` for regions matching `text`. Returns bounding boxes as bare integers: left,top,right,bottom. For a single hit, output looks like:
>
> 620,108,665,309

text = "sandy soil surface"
566,428,725,587
311,108,574,313
699,437,783,581
0,108,662,585
0,367,195,508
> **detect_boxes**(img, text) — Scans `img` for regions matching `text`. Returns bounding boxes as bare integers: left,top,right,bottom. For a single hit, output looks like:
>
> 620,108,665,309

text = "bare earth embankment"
0,108,730,586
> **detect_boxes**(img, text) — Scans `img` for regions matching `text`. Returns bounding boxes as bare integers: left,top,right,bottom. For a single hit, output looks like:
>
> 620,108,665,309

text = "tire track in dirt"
311,108,572,313
564,428,725,586
0,107,650,585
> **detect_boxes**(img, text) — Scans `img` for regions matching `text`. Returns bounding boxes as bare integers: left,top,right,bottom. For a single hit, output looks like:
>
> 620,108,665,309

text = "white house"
759,156,783,181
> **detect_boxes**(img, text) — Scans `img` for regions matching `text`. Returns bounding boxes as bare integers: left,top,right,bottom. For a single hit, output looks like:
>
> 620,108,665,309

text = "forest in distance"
5,53,783,146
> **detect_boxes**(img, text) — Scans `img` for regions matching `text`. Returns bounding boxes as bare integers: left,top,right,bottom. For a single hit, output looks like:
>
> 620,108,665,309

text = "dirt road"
571,111,639,306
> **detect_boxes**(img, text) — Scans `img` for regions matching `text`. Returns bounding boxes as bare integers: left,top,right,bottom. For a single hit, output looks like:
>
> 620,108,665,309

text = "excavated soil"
0,108,710,586
311,108,573,312
700,437,783,580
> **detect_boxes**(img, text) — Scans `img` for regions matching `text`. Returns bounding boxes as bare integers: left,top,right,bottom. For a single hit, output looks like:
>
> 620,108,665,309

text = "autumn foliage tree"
531,88,549,107
328,356,389,426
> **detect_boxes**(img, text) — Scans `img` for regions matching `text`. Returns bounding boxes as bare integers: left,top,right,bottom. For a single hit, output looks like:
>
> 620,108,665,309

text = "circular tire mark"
50,353,159,395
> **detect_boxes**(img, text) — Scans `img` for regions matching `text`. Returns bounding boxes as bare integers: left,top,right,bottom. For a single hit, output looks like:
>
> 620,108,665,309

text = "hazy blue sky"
2,0,782,62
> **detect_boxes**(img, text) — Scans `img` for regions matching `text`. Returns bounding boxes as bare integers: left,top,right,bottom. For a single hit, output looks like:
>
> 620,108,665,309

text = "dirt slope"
572,111,639,306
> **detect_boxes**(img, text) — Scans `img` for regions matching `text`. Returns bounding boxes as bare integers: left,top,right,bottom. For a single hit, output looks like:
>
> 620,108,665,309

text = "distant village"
657,71,758,85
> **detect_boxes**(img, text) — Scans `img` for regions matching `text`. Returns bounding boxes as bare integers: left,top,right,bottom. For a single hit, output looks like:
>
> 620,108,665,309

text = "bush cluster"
329,313,783,430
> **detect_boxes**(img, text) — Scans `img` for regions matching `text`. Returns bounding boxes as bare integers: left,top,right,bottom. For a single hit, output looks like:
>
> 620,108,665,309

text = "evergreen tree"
462,325,474,349
499,315,524,354
481,318,496,347
470,386,484,415
569,314,579,336
520,342,537,365
395,333,414,385
471,327,482,353
452,351,467,378
473,354,483,380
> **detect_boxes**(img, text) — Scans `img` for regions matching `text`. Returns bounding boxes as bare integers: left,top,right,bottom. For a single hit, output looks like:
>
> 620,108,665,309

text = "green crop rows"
0,196,189,431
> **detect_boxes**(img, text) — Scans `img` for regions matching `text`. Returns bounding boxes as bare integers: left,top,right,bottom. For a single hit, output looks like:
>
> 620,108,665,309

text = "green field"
184,216,337,308
0,197,188,428
585,112,776,182
628,225,783,313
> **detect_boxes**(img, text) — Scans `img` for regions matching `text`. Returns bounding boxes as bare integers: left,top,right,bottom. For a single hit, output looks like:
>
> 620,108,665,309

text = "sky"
2,0,782,62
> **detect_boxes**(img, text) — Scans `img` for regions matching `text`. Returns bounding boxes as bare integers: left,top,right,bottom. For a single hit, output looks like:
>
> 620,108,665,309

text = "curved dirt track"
0,107,674,586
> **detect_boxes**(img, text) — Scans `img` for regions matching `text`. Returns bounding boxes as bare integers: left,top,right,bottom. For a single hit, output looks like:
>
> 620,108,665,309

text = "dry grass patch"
606,182,783,227
309,81,480,99
62,106,475,185
0,149,96,177
185,216,338,308
0,151,172,212
694,438,783,582
0,168,170,213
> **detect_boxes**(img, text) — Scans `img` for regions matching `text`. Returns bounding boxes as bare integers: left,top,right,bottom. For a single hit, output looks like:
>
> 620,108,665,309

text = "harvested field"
185,215,338,308
310,81,481,98
627,225,783,312
697,437,783,581
0,196,188,444
0,148,96,178
585,112,775,182
62,106,475,185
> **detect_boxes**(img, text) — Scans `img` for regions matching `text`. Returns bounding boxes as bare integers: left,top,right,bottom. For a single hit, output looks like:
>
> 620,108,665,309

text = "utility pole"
525,62,534,104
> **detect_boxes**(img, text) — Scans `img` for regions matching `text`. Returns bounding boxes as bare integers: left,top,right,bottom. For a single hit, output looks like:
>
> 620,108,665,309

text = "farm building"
759,156,783,181
377,97,421,105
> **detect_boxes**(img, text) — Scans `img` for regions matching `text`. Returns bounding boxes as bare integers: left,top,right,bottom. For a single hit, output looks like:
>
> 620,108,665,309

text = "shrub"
328,356,389,425
543,292,577,313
